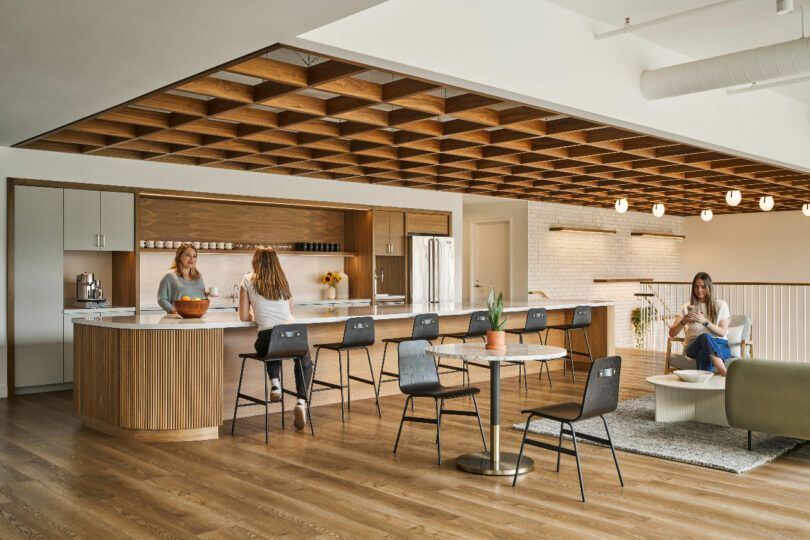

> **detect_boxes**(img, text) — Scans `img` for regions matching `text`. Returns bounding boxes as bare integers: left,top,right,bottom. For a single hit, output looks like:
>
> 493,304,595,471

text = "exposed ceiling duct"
641,36,810,100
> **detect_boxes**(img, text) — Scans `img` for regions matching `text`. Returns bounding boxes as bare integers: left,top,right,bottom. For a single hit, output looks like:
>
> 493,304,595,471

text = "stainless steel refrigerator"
410,236,454,304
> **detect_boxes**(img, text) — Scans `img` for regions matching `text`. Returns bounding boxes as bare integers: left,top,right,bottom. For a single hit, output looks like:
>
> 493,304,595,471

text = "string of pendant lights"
613,191,809,219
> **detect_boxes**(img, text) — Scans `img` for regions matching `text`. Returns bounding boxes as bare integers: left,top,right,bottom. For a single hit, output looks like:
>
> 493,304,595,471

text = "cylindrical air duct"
641,36,810,99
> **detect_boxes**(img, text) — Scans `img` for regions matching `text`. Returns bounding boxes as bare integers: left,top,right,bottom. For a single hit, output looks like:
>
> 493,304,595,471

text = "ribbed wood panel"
73,324,120,425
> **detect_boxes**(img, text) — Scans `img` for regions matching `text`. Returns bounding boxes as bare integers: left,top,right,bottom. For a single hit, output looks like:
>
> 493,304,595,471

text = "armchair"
664,314,753,374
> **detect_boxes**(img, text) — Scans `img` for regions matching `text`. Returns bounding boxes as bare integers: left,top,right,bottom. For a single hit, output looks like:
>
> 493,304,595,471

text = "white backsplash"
139,252,345,308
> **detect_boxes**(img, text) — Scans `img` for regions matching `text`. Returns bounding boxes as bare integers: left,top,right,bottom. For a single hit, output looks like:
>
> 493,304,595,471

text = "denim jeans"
254,329,313,400
685,333,731,372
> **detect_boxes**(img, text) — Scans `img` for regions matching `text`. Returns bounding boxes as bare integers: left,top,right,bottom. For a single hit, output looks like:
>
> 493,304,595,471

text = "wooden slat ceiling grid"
16,44,810,217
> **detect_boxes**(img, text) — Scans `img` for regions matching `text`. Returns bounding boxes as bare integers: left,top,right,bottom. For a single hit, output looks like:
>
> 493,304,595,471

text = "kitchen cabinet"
64,189,134,251
14,185,64,388
406,212,450,236
374,210,404,256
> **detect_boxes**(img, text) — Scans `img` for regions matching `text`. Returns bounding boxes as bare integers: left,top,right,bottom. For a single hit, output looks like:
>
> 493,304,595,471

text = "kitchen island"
73,300,614,441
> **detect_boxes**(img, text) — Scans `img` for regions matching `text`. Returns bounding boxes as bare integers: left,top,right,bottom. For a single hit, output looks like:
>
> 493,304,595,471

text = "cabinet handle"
94,234,99,247
101,234,106,248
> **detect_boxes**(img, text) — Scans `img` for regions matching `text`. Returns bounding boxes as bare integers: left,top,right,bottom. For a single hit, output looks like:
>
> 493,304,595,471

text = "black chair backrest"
264,324,309,359
570,305,592,329
398,340,439,392
524,308,547,332
410,313,439,340
341,316,375,347
578,356,621,419
466,310,490,337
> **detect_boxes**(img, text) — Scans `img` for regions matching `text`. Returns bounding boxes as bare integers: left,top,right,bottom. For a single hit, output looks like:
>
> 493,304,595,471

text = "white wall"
462,195,528,302
0,147,464,397
683,211,810,283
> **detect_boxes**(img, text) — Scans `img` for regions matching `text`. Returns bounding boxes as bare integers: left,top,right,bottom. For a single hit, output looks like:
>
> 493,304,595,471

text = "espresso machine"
74,272,109,308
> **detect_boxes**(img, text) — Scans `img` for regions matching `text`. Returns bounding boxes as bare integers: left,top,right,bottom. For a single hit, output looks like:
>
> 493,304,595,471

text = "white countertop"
72,299,613,330
138,298,371,312
427,343,567,362
64,307,137,314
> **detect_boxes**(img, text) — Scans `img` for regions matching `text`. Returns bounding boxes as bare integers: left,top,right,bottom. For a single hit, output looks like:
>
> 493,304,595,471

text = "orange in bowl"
173,298,210,318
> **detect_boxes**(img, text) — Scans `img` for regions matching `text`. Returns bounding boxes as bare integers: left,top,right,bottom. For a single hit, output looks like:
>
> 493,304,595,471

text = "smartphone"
687,305,695,313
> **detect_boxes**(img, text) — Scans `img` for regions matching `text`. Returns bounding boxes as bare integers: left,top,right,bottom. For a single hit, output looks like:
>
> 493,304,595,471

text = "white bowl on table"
673,370,714,383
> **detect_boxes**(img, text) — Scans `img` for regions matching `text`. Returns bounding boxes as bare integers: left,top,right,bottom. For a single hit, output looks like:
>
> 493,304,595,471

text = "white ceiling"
0,0,382,146
546,0,810,104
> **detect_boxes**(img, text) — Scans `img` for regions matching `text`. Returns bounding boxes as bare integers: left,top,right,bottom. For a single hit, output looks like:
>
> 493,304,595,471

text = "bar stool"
505,308,551,388
435,310,488,386
545,305,592,383
231,324,315,442
310,316,382,422
377,313,439,393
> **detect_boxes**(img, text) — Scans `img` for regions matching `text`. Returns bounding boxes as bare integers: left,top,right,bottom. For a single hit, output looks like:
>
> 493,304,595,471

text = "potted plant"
485,285,509,350
319,271,342,300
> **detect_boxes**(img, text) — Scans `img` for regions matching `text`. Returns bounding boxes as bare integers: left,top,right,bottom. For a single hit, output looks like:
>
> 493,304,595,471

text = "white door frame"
469,219,512,301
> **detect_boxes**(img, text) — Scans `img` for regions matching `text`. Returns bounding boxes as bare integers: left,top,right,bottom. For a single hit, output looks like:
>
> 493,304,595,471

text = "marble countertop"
72,299,614,330
427,343,567,362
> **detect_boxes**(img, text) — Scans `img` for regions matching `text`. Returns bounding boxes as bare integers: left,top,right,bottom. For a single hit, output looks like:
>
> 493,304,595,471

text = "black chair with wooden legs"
377,313,439,393
505,307,549,390
544,305,592,383
393,340,488,465
512,356,624,502
435,310,488,386
310,316,382,422
231,324,315,442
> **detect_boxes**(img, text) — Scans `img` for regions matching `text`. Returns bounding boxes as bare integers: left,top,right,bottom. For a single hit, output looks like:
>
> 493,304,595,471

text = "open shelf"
138,248,357,257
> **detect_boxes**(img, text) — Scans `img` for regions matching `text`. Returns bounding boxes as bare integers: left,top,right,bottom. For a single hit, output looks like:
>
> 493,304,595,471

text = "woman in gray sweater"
157,243,207,313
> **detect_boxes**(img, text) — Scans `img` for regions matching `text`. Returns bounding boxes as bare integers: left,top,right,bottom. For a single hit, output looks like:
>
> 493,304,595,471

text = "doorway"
471,220,511,303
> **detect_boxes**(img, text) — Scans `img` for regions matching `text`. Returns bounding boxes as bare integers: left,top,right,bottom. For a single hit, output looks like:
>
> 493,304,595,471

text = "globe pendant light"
615,198,628,213
652,203,665,217
725,190,741,206
701,209,713,222
803,203,810,216
759,196,774,211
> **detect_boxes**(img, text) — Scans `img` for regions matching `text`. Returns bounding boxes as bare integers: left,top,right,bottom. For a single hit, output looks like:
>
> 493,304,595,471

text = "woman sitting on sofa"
669,272,732,376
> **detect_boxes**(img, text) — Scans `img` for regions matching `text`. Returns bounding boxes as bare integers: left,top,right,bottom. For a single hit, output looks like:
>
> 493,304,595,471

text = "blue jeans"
685,333,731,372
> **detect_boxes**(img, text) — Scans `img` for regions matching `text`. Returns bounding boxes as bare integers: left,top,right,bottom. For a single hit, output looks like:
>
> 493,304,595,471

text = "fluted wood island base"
73,301,614,442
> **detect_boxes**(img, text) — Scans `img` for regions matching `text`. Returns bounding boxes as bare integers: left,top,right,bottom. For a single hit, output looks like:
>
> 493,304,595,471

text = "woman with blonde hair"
669,271,732,375
157,243,207,313
239,246,312,429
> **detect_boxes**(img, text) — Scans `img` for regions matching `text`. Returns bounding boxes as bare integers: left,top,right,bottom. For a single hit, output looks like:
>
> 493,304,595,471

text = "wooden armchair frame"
664,332,754,374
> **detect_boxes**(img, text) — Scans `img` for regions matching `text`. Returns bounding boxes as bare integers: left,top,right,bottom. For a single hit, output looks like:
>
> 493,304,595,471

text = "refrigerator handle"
434,238,440,303
429,238,435,303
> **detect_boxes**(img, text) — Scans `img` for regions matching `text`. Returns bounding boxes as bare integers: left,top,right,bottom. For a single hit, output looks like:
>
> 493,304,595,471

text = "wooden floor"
1,348,808,539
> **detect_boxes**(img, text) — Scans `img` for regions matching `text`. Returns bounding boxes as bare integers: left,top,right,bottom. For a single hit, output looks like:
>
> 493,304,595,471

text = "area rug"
512,394,805,473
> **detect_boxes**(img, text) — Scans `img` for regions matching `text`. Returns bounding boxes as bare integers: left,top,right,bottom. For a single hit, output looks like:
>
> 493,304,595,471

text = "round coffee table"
426,343,567,476
646,374,728,426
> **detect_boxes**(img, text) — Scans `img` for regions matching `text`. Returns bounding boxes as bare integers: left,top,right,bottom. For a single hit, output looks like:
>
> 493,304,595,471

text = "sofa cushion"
726,325,744,357
668,354,738,371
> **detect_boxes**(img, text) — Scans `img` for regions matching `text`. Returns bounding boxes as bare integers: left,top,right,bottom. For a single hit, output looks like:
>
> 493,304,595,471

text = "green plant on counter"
631,306,656,348
487,285,509,331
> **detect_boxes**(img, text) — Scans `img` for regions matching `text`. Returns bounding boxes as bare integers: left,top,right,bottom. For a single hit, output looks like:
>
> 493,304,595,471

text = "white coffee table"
646,374,728,426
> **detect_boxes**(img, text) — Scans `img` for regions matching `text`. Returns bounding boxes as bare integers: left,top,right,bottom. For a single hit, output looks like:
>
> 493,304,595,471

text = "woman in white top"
668,272,732,375
239,246,311,429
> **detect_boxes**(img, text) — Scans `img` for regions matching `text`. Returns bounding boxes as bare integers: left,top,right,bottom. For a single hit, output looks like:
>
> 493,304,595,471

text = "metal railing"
636,281,810,363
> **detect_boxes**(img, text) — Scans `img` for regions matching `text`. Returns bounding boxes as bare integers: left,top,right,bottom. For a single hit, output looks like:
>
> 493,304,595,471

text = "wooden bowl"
173,298,210,318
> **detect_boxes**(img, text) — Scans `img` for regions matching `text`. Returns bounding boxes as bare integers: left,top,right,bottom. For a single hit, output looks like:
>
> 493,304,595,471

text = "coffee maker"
74,272,109,308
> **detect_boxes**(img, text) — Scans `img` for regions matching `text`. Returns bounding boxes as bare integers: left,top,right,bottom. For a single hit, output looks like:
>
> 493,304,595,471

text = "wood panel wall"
343,210,374,299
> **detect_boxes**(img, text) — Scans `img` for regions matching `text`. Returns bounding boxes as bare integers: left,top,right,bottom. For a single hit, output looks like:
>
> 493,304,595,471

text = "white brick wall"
527,201,685,348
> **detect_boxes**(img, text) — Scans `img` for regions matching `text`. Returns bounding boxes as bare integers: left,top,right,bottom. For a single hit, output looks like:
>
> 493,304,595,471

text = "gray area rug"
513,394,805,473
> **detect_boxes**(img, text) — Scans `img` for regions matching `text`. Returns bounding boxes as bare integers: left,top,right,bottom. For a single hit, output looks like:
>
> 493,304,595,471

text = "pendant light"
615,198,628,213
759,196,774,211
725,190,741,206
802,203,810,216
701,209,713,222
652,203,665,217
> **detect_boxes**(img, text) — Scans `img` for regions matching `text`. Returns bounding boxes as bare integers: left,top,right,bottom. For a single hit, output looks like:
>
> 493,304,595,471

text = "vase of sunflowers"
320,271,342,300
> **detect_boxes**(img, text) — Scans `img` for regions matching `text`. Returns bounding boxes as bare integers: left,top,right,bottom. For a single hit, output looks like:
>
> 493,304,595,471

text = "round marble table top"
646,374,726,390
426,342,567,362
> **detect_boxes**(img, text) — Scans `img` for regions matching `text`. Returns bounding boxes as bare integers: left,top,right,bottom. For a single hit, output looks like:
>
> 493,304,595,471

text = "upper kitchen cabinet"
405,212,450,236
373,210,404,256
64,189,134,251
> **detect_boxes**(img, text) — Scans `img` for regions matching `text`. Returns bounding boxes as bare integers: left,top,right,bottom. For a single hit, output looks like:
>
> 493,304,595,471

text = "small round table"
426,342,567,476
646,374,728,426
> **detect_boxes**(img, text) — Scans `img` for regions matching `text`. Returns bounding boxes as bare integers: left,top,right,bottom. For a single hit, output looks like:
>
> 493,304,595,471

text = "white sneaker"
294,404,306,430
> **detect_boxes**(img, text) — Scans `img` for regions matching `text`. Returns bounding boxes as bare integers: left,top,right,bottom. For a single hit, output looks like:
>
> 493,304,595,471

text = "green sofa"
725,359,810,449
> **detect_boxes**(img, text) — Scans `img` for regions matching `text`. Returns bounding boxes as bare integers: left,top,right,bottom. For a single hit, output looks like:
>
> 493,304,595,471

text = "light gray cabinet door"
63,312,100,383
15,185,64,388
100,191,134,251
64,189,101,250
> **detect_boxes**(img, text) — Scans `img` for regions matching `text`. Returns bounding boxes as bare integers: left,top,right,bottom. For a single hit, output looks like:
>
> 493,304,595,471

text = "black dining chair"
505,307,550,390
310,316,382,422
512,356,624,502
377,313,439,392
231,324,315,442
544,305,593,383
393,340,487,465
435,310,489,386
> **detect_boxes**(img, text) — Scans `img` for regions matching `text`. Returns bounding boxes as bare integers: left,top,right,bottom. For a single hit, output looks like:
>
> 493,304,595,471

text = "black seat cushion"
383,336,414,344
522,402,581,421
313,342,344,350
546,324,580,330
403,384,481,399
505,328,534,335
438,331,485,339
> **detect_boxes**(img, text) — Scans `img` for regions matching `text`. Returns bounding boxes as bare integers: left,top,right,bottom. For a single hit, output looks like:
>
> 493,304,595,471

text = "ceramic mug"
192,241,201,249
208,286,220,297
201,242,209,249
138,240,147,248
146,240,155,248
225,242,233,250
209,241,217,249
217,242,226,249
155,240,165,248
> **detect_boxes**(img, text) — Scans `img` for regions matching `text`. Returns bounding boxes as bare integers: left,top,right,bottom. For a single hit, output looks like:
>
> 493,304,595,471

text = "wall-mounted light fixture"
549,227,617,235
630,232,686,239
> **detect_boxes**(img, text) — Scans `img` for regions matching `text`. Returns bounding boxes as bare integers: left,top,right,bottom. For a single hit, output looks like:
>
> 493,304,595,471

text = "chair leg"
601,415,623,486
522,361,528,392
393,396,411,455
365,347,382,417
555,422,564,472
538,330,545,345
570,422,586,502
748,430,752,451
583,328,593,362
435,399,443,465
346,349,352,411
279,363,286,429
264,361,269,444
296,358,315,437
336,350,345,423
309,347,320,406
565,330,576,383
513,414,533,487
542,361,552,388
378,341,390,394
472,394,487,452
231,358,247,435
